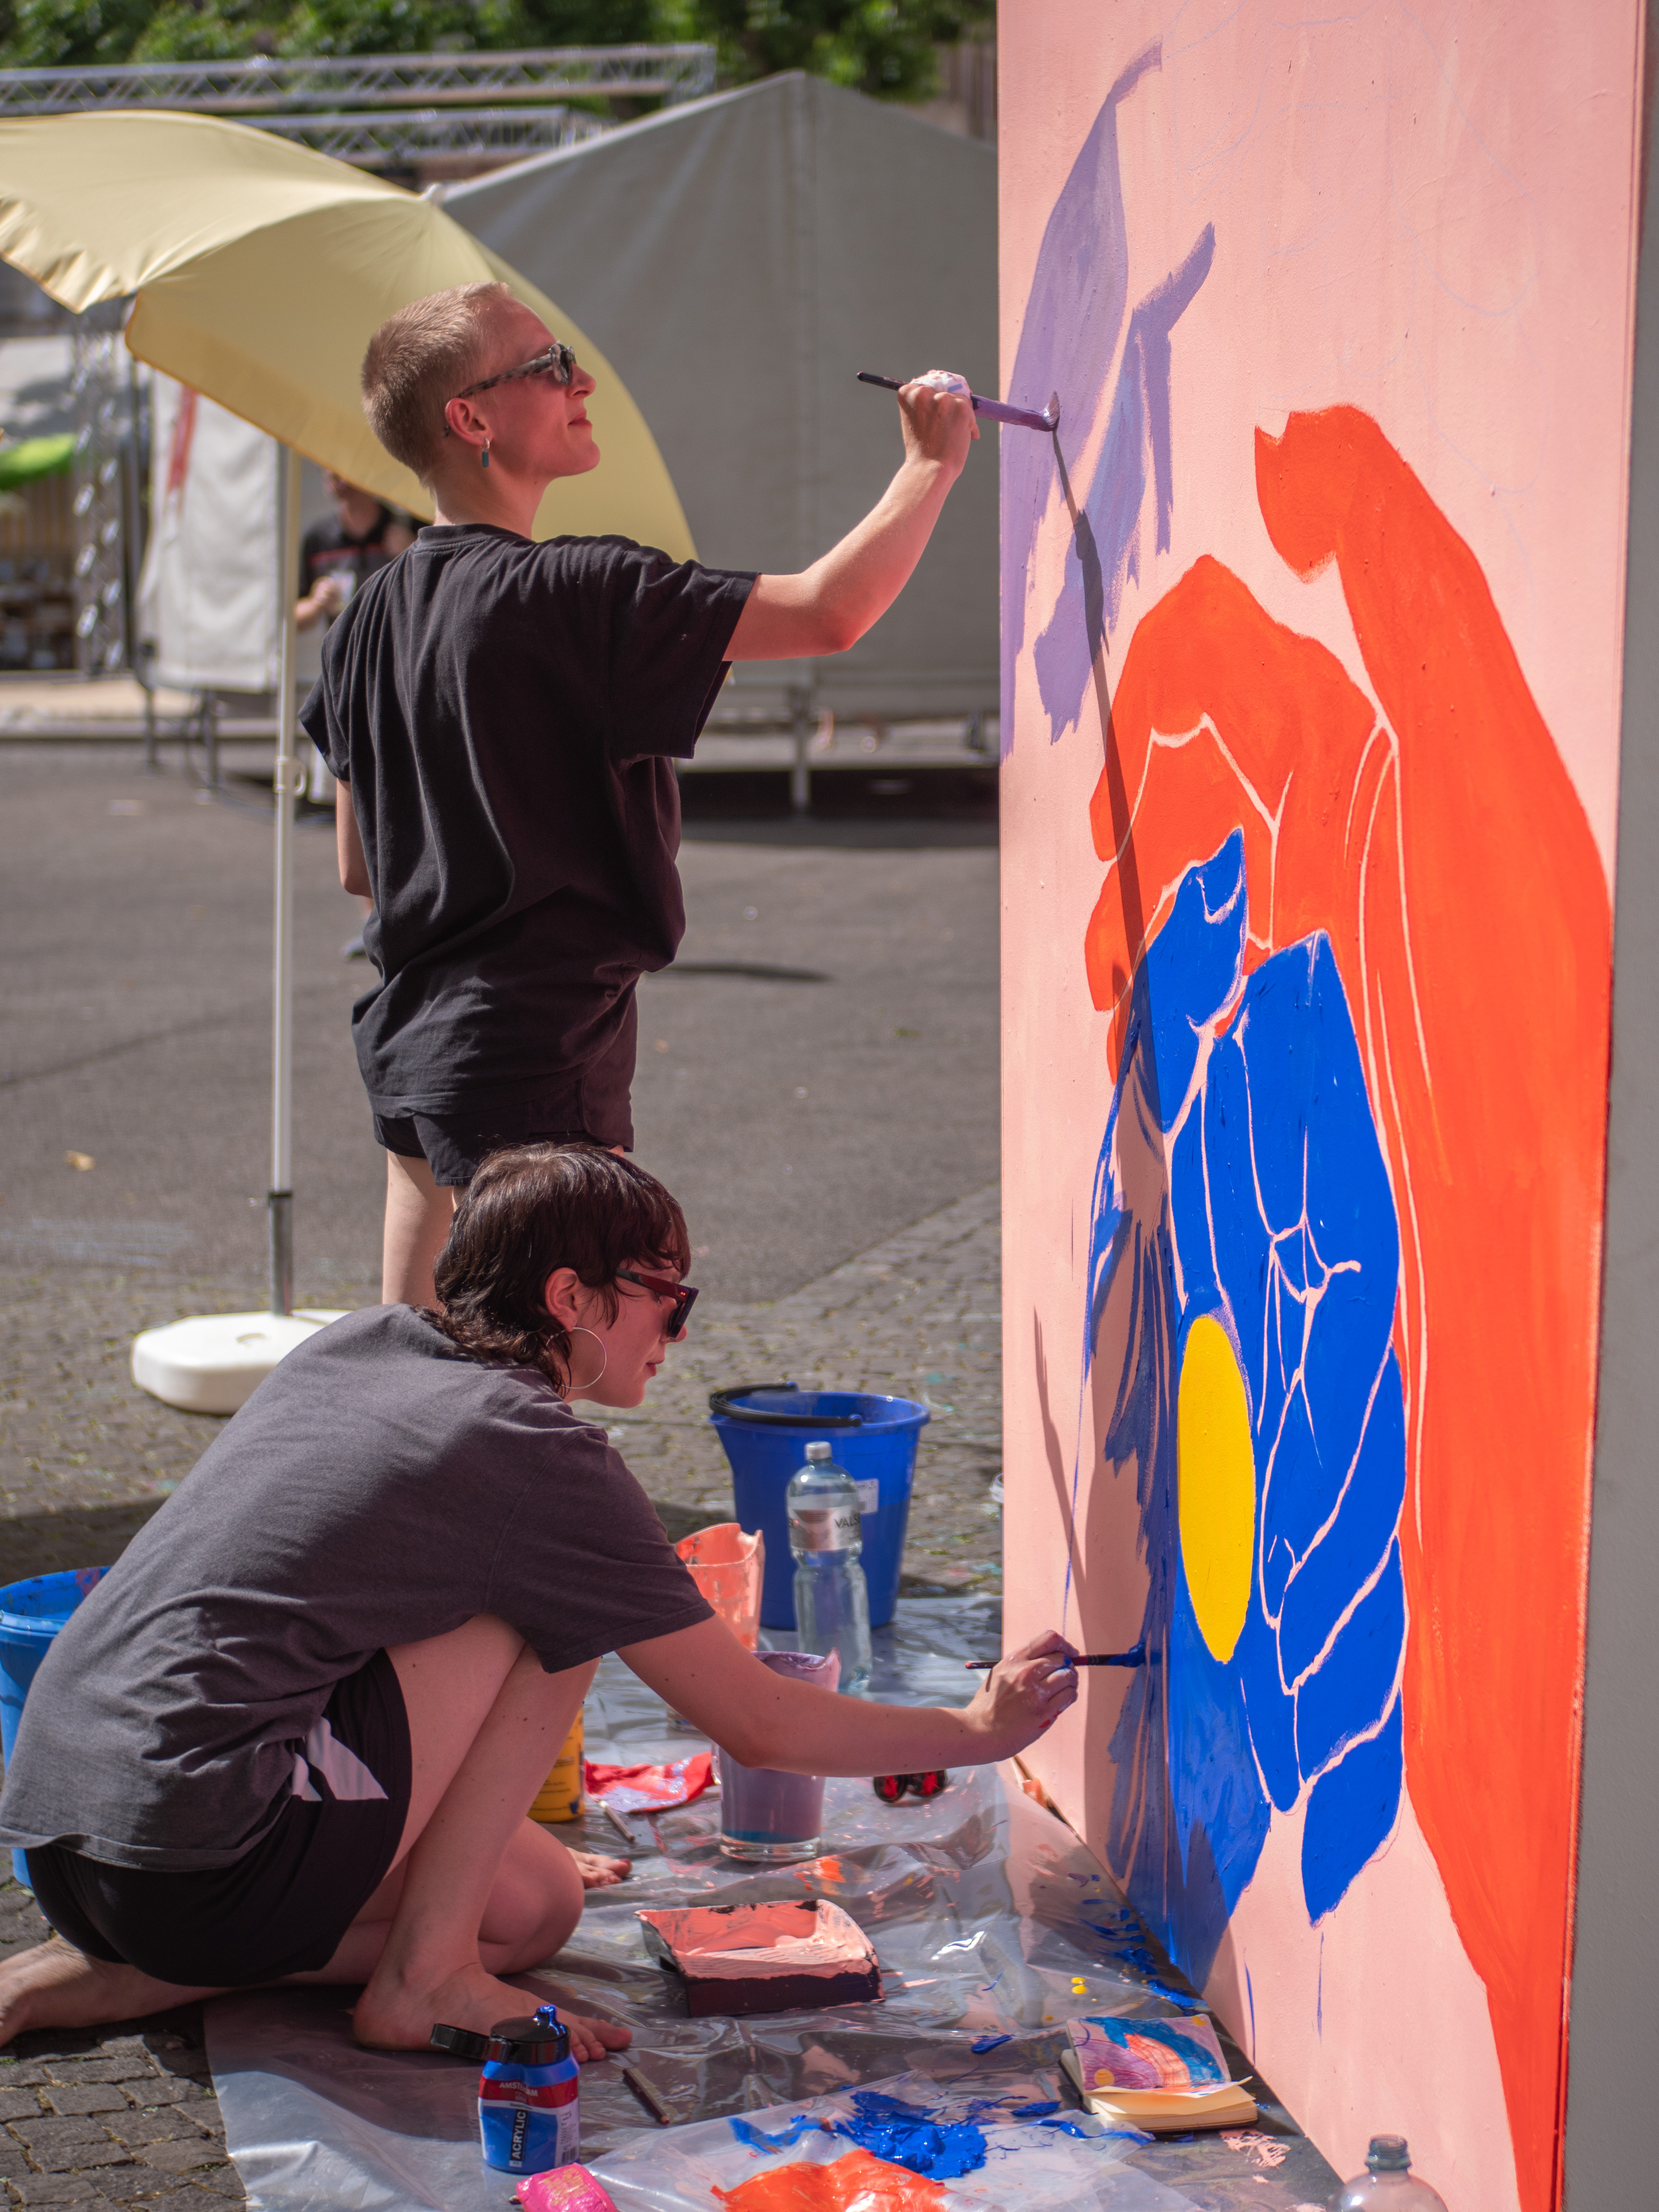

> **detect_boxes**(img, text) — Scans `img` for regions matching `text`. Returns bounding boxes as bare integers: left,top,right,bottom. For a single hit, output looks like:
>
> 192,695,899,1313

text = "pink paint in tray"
637,1899,882,2018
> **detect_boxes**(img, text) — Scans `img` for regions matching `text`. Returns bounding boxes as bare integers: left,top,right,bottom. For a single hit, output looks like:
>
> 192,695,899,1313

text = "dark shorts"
373,1108,601,1188
26,1650,411,1988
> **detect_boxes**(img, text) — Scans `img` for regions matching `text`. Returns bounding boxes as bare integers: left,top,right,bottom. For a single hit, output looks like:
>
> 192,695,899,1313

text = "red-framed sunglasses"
873,1771,949,1803
615,1267,698,1336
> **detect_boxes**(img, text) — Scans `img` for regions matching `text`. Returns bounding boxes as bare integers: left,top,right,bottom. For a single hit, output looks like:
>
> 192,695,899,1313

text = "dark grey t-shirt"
0,1307,711,1871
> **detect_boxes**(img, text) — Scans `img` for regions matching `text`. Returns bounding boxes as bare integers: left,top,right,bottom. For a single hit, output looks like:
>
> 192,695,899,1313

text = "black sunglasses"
444,341,577,431
615,1267,698,1336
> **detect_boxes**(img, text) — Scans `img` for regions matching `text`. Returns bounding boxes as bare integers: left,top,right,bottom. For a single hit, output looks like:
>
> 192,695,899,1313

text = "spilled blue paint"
831,2092,986,2177
1000,43,1214,756
969,2033,1012,2054
729,2116,827,2154
1084,832,1407,1991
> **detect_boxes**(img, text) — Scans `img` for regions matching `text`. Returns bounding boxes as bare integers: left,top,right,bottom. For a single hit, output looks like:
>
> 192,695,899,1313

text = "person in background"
297,472,416,955
297,469,416,632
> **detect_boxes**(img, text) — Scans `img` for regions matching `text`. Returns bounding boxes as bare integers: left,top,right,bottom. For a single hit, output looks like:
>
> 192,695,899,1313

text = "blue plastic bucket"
0,1568,109,1885
709,1386,929,1631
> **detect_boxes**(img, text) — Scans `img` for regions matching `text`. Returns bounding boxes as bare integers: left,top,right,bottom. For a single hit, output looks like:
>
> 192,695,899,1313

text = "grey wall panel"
1563,27,1659,2206
448,74,997,721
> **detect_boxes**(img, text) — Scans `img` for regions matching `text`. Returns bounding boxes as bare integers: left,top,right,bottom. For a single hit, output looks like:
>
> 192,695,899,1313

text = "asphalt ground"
0,739,1004,1575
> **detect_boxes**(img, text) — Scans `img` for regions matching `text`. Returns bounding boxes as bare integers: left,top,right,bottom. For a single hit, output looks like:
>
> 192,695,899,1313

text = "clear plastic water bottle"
788,1441,872,1695
1338,2137,1448,2211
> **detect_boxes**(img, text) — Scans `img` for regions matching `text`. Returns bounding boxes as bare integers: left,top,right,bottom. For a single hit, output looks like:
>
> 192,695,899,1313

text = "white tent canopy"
445,72,996,725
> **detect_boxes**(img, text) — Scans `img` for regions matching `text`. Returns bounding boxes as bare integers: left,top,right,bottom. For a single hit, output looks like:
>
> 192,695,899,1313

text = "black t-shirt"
299,503,409,599
0,1305,714,1871
300,528,755,1144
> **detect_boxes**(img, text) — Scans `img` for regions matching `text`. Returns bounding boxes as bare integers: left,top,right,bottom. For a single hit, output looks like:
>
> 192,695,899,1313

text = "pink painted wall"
997,7,1641,2209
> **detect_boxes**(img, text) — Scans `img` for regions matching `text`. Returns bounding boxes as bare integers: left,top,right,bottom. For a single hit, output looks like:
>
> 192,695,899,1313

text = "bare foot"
354,1959,631,2063
0,1937,216,2047
568,1848,629,1889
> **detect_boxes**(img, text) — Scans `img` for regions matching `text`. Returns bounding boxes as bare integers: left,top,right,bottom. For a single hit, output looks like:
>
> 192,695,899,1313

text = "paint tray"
636,1899,881,2018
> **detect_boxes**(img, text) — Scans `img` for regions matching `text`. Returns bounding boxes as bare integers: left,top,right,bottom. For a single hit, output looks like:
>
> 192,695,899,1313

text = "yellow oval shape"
1177,1314,1256,1664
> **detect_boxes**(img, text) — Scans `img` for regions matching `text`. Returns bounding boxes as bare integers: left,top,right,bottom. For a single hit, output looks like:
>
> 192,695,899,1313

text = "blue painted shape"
1139,831,1247,1128
1085,838,1407,1990
1295,1542,1406,1779
969,2033,1012,2054
1302,1697,1406,1923
1277,1359,1408,1685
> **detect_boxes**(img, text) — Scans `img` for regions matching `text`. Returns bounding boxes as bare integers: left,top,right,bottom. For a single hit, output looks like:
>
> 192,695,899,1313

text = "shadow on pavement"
0,1499,168,1585
679,763,997,848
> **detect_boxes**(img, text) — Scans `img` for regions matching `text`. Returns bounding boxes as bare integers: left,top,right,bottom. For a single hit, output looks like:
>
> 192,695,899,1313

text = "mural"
999,9,1639,2211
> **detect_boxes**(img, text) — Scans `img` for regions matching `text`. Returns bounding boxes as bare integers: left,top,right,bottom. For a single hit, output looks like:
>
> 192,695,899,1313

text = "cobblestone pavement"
0,1889,235,2211
0,1183,1004,1592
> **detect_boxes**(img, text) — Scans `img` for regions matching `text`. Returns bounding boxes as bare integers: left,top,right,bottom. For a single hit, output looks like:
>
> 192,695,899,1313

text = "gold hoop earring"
561,1325,607,1396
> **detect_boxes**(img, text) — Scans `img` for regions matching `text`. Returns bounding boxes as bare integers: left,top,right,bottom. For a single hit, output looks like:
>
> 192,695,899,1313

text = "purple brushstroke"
1000,41,1215,756
1000,44,1159,759
1033,226,1216,745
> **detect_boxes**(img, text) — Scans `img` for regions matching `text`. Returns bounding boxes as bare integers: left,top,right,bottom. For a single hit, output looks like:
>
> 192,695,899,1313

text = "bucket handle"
709,1383,865,1429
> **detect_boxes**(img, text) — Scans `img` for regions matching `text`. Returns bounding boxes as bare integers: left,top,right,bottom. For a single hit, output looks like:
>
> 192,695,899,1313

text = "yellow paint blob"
1177,1315,1256,1663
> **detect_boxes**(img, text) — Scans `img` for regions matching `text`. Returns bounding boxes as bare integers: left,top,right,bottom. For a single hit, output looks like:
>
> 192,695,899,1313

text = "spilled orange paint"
715,2151,947,2212
1084,407,1610,2212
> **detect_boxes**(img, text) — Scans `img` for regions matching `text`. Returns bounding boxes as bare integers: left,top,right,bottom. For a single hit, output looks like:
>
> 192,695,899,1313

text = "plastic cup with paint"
716,1647,839,1861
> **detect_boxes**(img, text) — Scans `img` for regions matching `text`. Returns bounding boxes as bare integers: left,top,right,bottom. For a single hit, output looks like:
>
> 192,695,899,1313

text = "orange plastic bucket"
675,1522,764,1649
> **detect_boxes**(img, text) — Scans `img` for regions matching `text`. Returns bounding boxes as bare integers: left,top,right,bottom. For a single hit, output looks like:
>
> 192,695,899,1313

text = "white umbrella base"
131,1310,350,1417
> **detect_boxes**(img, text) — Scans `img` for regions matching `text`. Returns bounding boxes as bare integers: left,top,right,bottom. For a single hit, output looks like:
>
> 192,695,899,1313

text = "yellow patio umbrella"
0,108,693,549
0,111,695,1407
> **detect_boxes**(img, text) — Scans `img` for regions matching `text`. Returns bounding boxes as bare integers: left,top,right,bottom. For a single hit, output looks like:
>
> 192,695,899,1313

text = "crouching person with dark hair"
0,1147,1078,2052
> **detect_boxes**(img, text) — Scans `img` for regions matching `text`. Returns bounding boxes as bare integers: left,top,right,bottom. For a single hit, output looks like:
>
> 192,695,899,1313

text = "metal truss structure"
69,312,137,677
254,102,610,169
0,45,717,119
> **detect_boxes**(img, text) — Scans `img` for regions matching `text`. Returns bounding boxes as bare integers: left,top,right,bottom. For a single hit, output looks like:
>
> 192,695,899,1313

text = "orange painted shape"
714,2151,947,2212
1085,407,1610,2212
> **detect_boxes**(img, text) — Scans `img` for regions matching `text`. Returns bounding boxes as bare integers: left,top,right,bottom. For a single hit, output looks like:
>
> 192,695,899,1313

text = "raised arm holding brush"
317,282,977,1310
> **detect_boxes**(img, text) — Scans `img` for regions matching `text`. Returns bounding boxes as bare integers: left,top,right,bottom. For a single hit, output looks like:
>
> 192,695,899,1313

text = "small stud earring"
481,439,490,469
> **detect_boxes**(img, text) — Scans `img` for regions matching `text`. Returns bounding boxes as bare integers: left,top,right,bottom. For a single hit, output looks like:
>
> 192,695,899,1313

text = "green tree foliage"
0,0,992,101
665,1,992,101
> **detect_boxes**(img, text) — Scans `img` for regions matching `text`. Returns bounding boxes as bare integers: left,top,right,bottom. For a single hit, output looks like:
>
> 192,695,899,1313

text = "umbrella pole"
268,444,303,1317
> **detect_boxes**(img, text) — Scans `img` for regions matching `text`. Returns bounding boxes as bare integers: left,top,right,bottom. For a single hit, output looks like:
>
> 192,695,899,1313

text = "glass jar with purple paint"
716,1648,840,1862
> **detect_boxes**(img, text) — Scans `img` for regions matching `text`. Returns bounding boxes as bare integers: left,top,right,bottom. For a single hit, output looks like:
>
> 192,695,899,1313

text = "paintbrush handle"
857,371,1058,433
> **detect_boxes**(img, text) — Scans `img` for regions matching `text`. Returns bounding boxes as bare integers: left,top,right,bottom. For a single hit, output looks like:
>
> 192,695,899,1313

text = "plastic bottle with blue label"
430,2002,578,2176
1338,2137,1448,2211
788,1440,872,1695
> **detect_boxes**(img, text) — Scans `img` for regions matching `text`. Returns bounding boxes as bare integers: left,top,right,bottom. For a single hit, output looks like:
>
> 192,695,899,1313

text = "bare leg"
346,1618,631,2055
382,1151,456,1307
0,1942,227,2050
0,1617,630,2056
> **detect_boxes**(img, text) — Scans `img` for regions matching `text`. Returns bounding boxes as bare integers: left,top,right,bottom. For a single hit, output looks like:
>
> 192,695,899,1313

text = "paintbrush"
964,1645,1150,1672
857,371,1059,434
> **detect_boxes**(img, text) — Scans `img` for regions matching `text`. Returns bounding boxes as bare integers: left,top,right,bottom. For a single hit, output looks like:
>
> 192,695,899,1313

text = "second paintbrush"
963,1645,1148,1671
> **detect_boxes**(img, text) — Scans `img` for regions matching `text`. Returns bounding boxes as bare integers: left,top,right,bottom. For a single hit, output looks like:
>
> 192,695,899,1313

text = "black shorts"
26,1651,411,1988
373,1108,601,1188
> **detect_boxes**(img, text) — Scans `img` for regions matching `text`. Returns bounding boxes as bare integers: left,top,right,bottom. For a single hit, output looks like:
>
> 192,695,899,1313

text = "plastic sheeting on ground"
206,1600,1339,2212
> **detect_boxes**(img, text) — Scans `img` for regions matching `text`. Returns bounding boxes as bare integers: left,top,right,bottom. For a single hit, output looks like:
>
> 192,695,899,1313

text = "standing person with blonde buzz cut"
302,280,978,1309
